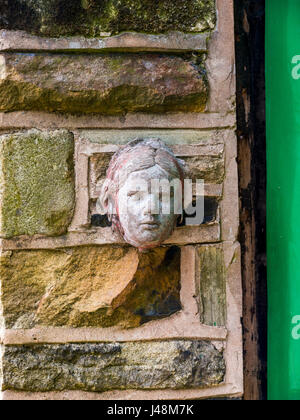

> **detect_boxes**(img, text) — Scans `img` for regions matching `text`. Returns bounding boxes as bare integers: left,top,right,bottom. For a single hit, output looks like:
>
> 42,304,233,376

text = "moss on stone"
0,129,75,238
2,341,225,391
197,245,227,327
0,0,216,37
183,156,225,184
0,53,208,114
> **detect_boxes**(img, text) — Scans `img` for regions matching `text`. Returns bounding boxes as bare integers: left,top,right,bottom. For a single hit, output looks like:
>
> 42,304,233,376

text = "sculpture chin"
123,222,175,252
123,231,167,252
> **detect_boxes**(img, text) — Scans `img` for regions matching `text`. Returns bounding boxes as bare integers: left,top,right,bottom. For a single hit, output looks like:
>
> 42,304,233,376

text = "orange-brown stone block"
0,245,181,329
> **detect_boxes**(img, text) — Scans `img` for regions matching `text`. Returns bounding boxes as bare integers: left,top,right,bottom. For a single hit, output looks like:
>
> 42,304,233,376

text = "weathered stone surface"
2,341,225,392
183,156,225,184
80,129,225,146
0,246,181,329
0,30,209,53
0,0,216,37
0,130,75,238
90,153,114,196
0,53,208,114
196,246,226,327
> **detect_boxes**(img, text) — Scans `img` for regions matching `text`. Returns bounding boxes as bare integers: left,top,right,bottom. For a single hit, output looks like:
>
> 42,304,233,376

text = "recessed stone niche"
0,245,181,329
88,135,224,228
89,151,224,197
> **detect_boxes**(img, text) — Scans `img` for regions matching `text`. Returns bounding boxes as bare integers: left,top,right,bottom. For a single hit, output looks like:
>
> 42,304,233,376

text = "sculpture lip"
140,220,160,225
140,220,160,229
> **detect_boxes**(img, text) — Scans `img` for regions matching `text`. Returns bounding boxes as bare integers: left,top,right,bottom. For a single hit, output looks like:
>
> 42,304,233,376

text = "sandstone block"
0,53,208,114
196,245,227,327
0,0,216,37
2,340,225,392
80,129,225,146
0,129,75,238
183,156,225,184
0,246,181,329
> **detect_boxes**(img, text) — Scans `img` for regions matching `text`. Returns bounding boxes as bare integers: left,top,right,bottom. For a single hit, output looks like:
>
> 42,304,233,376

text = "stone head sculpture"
100,138,186,251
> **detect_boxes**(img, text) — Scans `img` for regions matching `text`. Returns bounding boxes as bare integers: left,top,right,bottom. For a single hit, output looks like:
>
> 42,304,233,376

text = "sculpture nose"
142,198,152,216
142,193,158,216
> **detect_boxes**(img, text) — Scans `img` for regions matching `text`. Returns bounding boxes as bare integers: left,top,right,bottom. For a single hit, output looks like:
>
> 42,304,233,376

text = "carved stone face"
117,167,179,250
100,138,186,251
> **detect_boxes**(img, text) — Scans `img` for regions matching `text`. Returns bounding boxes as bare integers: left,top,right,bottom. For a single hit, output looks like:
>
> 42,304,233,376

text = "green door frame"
266,0,300,400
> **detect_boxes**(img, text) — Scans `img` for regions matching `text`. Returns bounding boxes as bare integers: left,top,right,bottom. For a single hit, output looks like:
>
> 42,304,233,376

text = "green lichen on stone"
0,129,75,238
183,156,225,184
0,0,216,37
2,341,225,391
0,53,208,115
197,245,227,327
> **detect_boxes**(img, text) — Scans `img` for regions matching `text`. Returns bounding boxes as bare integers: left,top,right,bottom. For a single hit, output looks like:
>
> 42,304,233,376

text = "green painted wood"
266,0,300,400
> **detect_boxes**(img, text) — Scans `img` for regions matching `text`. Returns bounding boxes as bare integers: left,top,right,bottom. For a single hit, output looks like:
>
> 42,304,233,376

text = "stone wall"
0,0,243,400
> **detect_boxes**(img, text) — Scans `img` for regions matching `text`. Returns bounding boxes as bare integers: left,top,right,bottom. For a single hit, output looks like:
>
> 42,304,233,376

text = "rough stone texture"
0,30,209,53
0,112,236,130
0,53,208,114
89,153,114,199
196,246,226,327
0,246,181,329
0,129,75,238
0,0,216,37
80,129,225,146
2,341,225,392
183,156,225,184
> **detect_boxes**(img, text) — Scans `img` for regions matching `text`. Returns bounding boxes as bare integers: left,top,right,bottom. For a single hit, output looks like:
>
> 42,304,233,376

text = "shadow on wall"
234,0,267,401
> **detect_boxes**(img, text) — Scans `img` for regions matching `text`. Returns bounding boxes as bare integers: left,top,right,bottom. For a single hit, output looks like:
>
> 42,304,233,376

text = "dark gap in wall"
177,196,219,227
91,214,112,228
234,0,267,401
132,245,182,324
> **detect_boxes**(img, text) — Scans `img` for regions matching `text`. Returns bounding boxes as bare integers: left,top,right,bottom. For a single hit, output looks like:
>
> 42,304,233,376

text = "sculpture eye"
127,190,138,197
